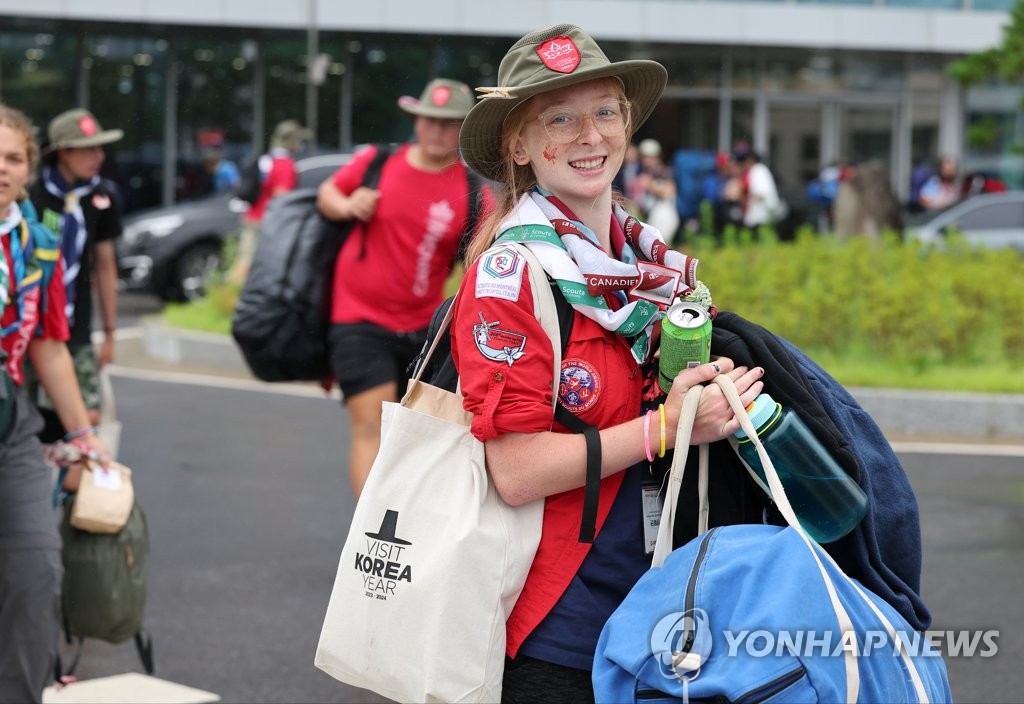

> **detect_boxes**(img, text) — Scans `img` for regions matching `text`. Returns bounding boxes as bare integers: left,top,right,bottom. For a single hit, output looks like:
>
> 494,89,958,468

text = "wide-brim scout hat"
398,78,475,120
460,24,668,182
270,119,312,150
43,108,123,155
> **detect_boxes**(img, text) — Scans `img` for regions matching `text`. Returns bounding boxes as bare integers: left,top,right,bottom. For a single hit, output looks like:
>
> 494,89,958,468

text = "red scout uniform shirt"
1,227,70,385
330,144,490,332
243,150,297,224
450,235,645,658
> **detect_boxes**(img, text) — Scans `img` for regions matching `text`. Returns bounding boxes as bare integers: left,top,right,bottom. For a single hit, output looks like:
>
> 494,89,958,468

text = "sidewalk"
119,320,1024,444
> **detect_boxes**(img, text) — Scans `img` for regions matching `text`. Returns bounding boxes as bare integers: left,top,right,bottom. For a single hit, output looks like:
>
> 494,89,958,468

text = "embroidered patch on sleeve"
559,359,601,413
473,313,527,366
475,247,524,302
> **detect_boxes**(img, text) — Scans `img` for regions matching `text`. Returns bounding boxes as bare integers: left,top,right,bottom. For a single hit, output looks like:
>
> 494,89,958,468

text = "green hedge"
684,227,1024,392
166,229,1024,393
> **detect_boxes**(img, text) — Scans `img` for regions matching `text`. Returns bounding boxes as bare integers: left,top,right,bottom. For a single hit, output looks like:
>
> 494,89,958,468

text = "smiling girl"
450,26,765,701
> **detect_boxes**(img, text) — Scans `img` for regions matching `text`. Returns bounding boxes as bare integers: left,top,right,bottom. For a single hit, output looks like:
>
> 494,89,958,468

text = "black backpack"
235,155,267,204
232,145,482,382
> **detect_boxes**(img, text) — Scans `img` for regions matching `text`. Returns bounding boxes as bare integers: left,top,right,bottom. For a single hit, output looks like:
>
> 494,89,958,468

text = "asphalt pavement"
123,314,1024,445
51,301,1021,703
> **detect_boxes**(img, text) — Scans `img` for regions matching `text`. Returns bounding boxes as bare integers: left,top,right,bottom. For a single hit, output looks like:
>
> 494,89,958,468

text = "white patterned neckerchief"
495,191,699,364
0,202,20,321
42,166,100,326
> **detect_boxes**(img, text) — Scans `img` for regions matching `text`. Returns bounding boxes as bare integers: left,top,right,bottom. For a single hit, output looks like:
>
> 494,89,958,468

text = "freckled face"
0,125,31,220
512,79,628,209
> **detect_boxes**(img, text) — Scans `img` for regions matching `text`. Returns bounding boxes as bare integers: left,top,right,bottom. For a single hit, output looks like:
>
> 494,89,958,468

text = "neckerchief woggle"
42,165,99,327
494,190,700,364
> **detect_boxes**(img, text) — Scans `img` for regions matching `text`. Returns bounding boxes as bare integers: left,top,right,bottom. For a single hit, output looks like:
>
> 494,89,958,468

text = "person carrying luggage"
316,78,491,495
0,103,110,704
448,25,764,701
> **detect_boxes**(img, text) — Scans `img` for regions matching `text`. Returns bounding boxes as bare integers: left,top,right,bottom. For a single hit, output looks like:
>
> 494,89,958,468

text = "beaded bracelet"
658,404,667,458
63,426,95,442
643,410,655,463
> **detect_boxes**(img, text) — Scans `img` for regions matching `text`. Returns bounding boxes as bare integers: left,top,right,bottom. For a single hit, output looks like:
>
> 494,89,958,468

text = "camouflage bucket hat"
398,78,475,120
43,108,123,155
459,24,667,182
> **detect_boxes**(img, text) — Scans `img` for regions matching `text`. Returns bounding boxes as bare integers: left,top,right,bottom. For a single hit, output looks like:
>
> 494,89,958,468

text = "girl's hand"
663,358,765,447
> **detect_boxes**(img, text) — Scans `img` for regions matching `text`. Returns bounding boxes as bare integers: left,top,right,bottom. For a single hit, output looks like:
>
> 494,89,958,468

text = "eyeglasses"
534,100,631,144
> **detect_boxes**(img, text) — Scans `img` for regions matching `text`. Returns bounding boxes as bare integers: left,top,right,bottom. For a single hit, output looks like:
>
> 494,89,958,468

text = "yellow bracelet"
658,404,667,458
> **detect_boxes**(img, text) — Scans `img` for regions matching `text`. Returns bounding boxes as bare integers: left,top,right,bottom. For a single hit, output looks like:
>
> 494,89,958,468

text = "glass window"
972,0,1016,9
908,56,947,92
655,45,724,90
953,201,1024,230
843,107,894,167
769,104,821,198
764,51,840,93
841,56,903,92
731,100,756,154
176,36,256,200
0,22,80,139
887,0,961,8
795,0,873,5
86,34,169,212
262,33,310,149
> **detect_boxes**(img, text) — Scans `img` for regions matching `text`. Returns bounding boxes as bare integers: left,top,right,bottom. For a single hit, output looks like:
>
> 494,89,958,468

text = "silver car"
908,191,1024,253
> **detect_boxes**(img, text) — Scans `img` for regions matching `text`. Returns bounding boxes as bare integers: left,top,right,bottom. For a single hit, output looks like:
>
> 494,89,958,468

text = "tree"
947,0,1024,85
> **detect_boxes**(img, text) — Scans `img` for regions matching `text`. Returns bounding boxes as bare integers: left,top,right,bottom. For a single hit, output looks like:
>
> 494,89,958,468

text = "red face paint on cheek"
543,145,557,163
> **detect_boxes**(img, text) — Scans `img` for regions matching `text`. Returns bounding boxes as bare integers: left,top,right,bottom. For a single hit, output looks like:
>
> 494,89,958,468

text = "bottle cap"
734,393,779,439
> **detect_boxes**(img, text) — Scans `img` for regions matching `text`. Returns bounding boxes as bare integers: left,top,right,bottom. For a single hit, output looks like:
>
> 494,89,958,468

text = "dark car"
118,151,352,301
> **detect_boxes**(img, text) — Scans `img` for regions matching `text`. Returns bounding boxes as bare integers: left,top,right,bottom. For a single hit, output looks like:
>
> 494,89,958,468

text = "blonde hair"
0,103,41,182
463,80,634,265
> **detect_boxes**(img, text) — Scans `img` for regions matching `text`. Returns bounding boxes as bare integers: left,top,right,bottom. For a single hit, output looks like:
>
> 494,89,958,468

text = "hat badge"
431,85,452,107
78,115,98,137
536,36,581,74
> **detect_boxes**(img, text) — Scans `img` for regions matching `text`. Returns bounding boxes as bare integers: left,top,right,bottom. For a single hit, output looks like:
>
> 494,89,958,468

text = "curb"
138,321,1024,443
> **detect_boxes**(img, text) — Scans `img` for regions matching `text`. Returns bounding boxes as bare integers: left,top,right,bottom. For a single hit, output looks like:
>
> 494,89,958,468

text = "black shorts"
329,323,427,399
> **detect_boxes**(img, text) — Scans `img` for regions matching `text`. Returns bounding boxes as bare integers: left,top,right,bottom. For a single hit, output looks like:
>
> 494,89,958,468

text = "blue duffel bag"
593,377,952,704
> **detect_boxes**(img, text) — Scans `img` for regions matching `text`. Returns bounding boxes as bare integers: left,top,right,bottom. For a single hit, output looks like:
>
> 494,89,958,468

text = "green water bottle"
734,393,868,544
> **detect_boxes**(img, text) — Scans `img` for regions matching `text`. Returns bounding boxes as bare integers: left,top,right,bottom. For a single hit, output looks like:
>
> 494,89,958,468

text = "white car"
908,191,1024,253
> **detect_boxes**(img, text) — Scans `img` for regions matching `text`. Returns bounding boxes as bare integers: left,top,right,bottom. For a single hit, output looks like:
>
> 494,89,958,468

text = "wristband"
658,404,667,458
643,410,654,463
63,426,95,442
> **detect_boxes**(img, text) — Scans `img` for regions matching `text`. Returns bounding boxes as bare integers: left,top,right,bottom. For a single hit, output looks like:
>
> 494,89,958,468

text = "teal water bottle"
734,394,868,544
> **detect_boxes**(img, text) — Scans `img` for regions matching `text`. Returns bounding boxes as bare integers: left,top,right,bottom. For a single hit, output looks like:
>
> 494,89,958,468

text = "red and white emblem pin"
78,116,98,137
431,85,452,106
536,36,581,74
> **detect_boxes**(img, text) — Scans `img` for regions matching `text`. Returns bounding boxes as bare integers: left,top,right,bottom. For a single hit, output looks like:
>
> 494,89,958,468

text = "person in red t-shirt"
452,26,765,700
317,78,491,495
0,104,110,704
230,119,310,283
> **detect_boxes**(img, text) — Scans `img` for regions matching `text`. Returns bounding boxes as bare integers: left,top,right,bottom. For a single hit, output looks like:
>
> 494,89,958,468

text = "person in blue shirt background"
203,150,241,194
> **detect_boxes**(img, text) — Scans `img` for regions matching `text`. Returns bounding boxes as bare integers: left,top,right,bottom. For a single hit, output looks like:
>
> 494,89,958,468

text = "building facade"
1,0,1019,214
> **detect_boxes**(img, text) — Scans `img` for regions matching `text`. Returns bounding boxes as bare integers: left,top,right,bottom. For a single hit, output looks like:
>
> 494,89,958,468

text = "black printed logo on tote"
355,510,413,600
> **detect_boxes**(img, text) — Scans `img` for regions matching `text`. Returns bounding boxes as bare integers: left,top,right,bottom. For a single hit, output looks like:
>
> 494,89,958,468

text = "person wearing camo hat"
316,78,493,495
27,108,125,444
448,25,764,700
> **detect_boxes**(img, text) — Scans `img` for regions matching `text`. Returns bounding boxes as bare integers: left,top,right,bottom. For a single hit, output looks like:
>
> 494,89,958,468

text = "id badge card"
642,482,664,555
